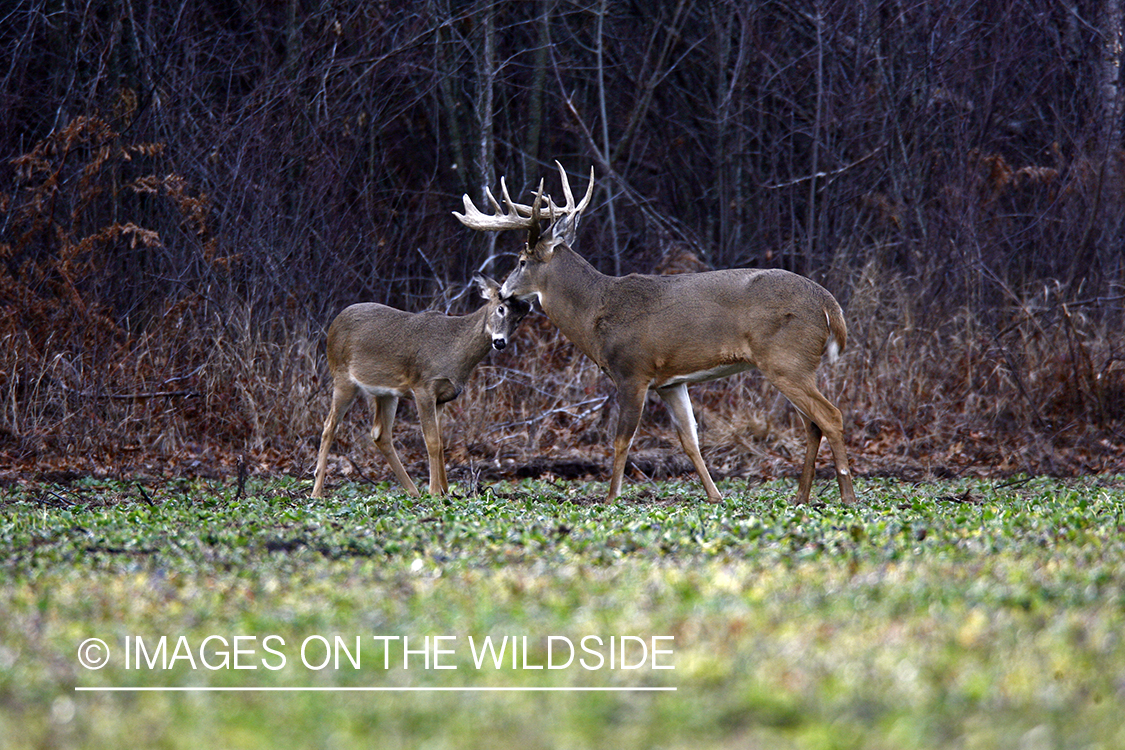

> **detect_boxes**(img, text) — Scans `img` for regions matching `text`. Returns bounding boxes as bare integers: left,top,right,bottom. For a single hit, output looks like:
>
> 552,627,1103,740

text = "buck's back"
601,268,836,326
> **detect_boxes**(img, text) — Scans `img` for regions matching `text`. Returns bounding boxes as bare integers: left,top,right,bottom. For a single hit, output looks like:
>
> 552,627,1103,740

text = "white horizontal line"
75,686,676,692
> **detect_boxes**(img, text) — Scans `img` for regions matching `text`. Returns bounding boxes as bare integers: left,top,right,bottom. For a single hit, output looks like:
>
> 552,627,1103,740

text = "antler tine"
554,160,575,212
502,176,546,218
498,177,518,216
453,176,538,231
533,178,544,215
577,165,595,212
456,193,480,220
485,184,504,214
552,161,595,215
527,179,544,247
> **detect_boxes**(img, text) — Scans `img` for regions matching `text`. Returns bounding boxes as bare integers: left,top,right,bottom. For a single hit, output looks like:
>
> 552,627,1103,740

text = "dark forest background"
2,0,1124,489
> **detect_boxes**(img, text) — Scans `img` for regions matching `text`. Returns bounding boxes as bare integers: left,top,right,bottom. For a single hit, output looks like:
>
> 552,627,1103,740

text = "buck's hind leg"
656,382,722,503
796,415,823,505
371,393,421,497
825,423,856,505
312,380,358,498
767,369,855,505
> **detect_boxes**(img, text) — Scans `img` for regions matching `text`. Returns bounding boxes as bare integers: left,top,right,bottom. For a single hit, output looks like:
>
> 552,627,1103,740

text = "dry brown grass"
2,117,1122,490
4,277,1122,494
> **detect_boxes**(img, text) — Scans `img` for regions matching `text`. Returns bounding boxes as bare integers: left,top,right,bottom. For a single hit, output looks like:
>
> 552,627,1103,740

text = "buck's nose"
492,338,507,351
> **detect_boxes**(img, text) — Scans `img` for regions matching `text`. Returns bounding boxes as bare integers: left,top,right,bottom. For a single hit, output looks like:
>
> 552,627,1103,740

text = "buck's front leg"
656,382,722,503
607,380,648,502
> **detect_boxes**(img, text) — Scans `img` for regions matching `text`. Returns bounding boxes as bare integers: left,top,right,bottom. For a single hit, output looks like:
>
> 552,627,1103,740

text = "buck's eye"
519,259,527,269
498,305,507,316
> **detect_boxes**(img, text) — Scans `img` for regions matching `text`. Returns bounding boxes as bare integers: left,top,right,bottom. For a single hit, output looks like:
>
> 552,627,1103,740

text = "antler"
453,177,541,231
546,161,595,219
453,163,595,240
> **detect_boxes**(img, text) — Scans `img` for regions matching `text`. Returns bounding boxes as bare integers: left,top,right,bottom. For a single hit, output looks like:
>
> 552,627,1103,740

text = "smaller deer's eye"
498,305,507,316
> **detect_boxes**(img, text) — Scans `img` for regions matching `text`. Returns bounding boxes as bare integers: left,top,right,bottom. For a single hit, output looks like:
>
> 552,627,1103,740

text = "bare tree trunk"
804,2,825,275
609,0,688,167
475,0,495,202
713,5,749,268
1104,0,1125,288
1073,0,1125,287
712,5,730,269
284,0,301,79
523,0,549,184
434,0,468,194
474,0,498,268
595,0,621,275
282,0,307,248
1098,0,1124,152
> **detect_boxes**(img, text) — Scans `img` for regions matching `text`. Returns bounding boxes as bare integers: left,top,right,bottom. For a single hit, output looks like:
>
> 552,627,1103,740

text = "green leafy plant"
2,476,1124,749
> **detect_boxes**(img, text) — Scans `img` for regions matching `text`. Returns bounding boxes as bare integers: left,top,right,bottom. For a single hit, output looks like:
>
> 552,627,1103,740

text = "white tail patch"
824,337,841,364
823,310,841,364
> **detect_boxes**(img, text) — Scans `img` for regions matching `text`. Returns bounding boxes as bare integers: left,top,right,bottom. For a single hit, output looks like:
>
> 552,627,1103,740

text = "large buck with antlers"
454,164,856,504
311,275,530,498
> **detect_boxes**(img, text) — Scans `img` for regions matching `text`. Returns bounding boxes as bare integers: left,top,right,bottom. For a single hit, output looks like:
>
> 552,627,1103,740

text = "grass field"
2,475,1124,749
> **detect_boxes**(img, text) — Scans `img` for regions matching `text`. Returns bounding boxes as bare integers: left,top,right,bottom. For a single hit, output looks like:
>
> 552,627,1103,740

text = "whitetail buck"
311,275,530,498
454,163,856,504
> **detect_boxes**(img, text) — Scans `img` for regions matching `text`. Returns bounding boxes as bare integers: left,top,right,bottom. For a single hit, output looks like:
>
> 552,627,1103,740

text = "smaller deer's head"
474,273,531,351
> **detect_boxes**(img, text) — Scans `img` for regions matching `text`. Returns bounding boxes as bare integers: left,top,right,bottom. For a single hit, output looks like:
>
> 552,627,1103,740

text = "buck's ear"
527,237,558,263
473,273,501,301
554,212,581,247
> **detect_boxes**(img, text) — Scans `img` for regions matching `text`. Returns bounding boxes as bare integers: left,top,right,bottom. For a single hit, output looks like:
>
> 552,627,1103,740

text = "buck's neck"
537,245,612,362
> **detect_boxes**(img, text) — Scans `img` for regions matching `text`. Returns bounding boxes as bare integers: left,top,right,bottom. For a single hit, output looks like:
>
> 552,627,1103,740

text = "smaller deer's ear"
473,273,501,301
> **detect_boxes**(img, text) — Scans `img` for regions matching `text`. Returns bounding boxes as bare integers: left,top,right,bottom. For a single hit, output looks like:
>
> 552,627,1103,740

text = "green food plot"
2,476,1123,749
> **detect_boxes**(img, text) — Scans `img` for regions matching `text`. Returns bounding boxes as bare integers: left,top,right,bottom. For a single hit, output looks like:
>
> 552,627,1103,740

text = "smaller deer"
311,275,530,498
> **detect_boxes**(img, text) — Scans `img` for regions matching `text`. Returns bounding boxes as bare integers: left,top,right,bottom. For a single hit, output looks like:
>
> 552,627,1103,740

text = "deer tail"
823,304,847,364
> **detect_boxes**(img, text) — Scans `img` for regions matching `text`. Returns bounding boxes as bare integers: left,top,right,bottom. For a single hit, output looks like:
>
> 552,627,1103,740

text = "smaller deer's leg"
415,393,447,496
433,403,449,493
371,394,420,498
312,380,357,498
656,382,722,502
608,380,647,502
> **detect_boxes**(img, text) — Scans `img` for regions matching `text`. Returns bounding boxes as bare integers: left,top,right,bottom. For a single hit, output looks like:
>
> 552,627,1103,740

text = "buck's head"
474,273,531,351
453,162,594,307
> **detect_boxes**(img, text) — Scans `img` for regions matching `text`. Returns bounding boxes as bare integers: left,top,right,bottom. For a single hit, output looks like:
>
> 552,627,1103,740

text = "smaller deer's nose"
492,338,507,351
